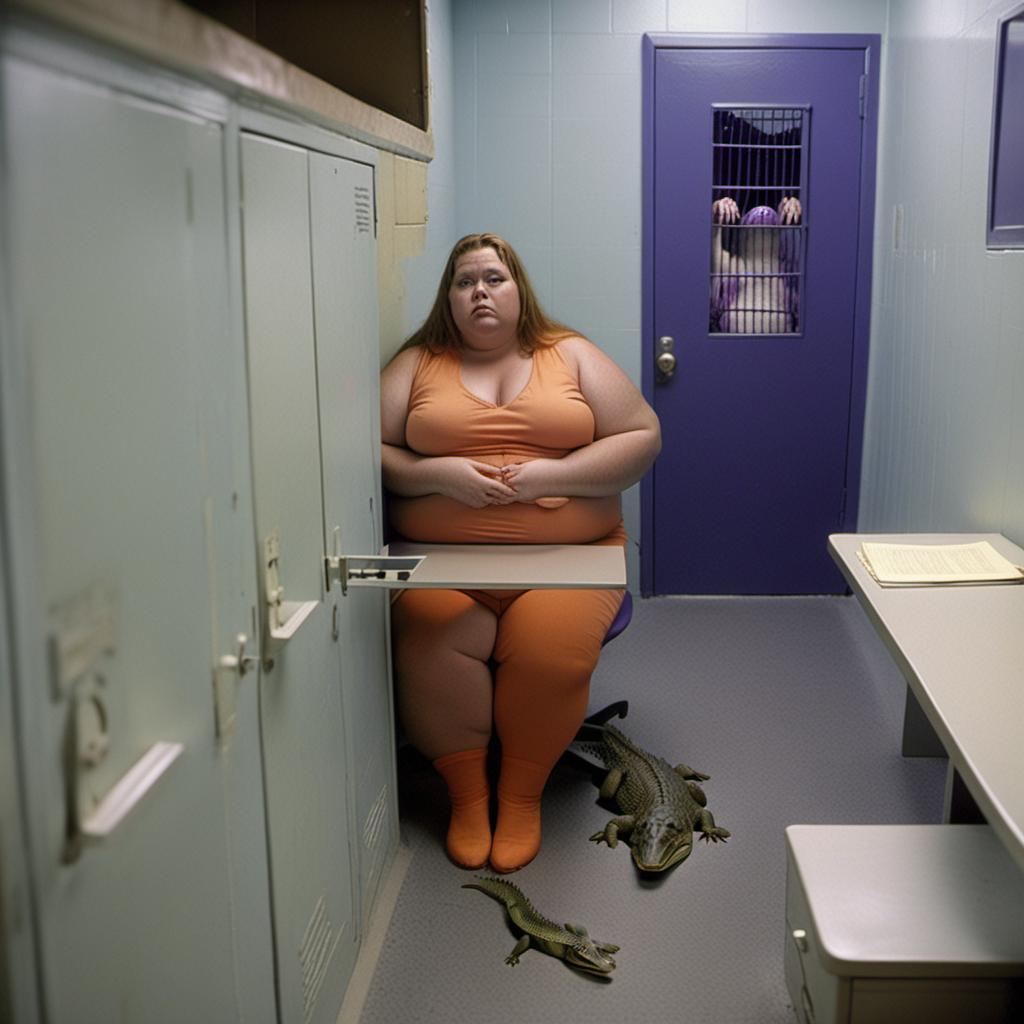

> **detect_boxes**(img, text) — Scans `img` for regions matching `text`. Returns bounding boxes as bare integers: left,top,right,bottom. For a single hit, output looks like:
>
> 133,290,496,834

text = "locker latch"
48,583,118,702
324,554,424,595
264,530,286,630
48,584,182,864
261,531,318,653
213,632,260,740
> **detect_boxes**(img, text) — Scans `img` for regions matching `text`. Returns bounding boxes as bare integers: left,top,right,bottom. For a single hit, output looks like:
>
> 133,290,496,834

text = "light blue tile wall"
401,0,458,336
860,0,1024,545
445,0,887,585
415,0,1024,572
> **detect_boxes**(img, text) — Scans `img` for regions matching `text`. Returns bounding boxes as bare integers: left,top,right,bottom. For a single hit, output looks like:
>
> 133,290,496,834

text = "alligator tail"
462,875,531,910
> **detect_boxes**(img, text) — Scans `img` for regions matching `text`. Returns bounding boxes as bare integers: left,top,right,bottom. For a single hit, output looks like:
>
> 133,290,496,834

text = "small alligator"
568,702,731,873
462,876,619,975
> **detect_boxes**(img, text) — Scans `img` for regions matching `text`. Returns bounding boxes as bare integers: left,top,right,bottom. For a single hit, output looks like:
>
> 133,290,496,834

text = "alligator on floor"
567,701,731,873
462,876,619,975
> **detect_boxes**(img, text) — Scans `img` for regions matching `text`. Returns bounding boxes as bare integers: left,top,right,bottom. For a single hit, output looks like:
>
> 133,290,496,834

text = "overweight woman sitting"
381,232,660,873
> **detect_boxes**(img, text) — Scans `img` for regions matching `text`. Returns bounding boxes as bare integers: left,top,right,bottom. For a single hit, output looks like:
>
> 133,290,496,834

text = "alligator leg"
696,808,731,843
673,763,711,781
505,934,531,966
598,767,623,801
590,814,634,848
686,781,708,807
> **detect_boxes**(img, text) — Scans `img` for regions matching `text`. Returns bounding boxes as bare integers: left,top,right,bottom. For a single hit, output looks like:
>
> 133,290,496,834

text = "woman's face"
448,247,521,349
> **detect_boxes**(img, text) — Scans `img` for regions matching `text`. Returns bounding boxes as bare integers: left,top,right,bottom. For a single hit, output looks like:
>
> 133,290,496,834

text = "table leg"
901,684,946,757
943,763,986,824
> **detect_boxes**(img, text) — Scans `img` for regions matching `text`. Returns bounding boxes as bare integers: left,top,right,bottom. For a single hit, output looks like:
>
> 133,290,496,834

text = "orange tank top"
389,342,624,545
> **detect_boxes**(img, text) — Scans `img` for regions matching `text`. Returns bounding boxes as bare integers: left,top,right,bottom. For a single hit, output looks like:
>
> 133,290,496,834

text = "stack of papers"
857,541,1024,587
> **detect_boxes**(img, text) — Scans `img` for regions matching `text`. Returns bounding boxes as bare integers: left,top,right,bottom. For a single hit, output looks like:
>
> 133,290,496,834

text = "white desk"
828,533,1024,874
384,542,626,589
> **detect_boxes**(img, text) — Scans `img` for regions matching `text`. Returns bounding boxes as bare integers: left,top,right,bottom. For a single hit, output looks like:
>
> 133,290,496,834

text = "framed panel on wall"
988,3,1024,247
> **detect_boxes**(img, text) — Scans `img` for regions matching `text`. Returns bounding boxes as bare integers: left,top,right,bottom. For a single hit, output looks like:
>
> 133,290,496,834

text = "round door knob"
656,350,677,376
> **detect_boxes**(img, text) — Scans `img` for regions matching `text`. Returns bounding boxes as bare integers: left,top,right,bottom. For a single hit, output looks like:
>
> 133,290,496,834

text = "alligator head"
628,805,693,872
563,924,618,974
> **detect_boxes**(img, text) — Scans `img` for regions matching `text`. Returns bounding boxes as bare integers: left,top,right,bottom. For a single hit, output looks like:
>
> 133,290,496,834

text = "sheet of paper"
859,541,1024,584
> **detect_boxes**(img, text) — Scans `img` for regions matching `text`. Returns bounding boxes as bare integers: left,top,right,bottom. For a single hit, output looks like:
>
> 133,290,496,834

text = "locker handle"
267,600,319,646
80,741,183,841
262,531,319,652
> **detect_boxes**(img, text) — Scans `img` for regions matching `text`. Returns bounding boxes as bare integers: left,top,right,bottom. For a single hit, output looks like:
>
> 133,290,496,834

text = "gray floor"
357,596,947,1024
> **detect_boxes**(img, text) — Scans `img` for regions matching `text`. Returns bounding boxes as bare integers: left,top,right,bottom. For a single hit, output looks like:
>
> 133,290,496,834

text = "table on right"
778,534,1024,1023
828,532,1024,873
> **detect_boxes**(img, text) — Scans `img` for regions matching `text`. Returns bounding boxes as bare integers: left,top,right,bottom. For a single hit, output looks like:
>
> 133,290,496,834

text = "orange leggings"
393,584,624,766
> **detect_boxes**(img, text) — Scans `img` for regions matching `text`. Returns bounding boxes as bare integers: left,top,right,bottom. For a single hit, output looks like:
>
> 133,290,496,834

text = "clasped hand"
438,457,565,508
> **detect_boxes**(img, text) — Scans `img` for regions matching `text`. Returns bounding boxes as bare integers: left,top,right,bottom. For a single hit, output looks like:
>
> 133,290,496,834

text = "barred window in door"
709,107,808,335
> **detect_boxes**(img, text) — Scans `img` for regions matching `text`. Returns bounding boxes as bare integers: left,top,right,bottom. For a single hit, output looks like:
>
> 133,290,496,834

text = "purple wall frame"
988,4,1024,247
640,33,882,596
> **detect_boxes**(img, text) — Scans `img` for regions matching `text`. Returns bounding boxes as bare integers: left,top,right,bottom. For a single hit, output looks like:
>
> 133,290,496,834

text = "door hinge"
858,74,867,119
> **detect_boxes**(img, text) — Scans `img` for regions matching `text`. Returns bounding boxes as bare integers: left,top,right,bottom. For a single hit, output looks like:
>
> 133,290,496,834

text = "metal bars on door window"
709,106,808,335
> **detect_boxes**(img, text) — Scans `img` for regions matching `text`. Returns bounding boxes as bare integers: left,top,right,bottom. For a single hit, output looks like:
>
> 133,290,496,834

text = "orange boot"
490,756,551,873
432,748,492,869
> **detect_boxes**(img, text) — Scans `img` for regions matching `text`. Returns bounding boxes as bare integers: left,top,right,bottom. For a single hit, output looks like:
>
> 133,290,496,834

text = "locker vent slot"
354,184,372,235
709,106,808,335
299,894,342,1023
363,784,389,851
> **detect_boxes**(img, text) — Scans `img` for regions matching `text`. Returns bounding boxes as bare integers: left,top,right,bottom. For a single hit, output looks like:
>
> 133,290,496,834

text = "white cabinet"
784,825,1024,1024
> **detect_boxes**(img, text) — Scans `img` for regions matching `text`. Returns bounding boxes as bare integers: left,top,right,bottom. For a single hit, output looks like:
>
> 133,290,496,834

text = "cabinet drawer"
849,978,1017,1024
784,825,1024,1024
785,857,847,1024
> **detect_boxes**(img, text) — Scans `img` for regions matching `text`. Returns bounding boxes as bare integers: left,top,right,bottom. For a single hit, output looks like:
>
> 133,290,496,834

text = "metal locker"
0,467,38,1024
239,133,361,1024
1,56,274,1023
309,151,397,921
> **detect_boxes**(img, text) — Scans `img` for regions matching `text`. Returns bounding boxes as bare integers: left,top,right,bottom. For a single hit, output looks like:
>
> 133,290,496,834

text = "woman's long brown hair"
401,232,577,354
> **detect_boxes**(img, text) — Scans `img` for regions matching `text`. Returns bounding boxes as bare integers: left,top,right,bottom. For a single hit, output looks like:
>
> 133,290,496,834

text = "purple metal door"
643,37,878,595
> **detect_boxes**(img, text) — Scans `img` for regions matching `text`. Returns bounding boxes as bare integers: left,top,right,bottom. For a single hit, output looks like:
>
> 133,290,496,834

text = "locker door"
0,475,38,1024
309,152,397,918
240,134,358,1024
2,59,274,1023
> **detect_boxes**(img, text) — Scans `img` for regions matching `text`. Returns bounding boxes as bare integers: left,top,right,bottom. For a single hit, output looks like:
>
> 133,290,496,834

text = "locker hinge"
858,74,867,118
